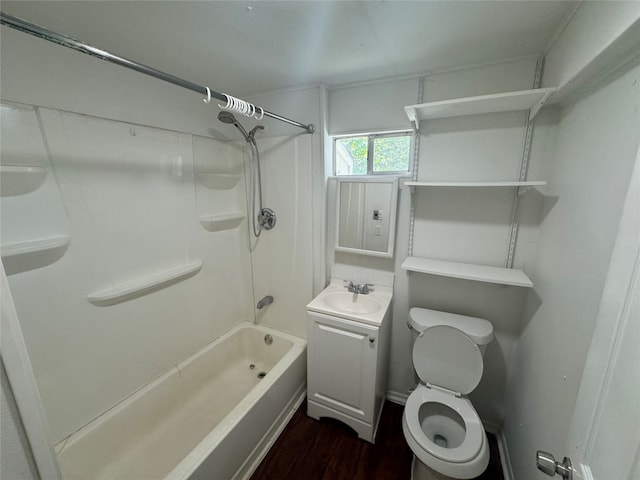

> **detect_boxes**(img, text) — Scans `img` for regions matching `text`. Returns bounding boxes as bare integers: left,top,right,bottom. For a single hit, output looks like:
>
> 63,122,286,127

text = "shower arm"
0,12,316,134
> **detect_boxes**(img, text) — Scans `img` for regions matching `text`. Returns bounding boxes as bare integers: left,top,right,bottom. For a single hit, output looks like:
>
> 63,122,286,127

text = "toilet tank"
408,307,494,355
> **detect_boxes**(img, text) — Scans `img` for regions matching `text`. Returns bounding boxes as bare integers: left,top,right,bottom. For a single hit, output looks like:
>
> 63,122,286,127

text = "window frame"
333,130,414,176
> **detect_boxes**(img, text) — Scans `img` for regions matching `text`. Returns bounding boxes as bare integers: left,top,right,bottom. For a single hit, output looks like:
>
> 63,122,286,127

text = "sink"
321,291,382,315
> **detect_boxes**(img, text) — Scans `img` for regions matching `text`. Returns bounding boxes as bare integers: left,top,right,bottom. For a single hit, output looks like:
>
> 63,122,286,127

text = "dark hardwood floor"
250,400,505,480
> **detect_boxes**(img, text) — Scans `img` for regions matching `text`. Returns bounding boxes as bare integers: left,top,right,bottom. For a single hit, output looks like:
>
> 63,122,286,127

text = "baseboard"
494,428,515,480
481,419,500,434
386,390,408,406
236,385,306,480
480,421,513,480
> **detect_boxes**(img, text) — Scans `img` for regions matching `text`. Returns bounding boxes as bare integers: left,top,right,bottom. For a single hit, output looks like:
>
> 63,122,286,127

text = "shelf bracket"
405,106,419,130
517,185,536,196
528,89,555,121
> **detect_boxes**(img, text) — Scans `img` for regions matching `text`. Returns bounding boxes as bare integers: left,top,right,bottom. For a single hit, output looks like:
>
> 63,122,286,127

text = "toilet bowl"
402,308,494,479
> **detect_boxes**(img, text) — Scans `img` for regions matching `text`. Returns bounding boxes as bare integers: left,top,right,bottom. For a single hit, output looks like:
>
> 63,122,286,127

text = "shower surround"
1,98,314,478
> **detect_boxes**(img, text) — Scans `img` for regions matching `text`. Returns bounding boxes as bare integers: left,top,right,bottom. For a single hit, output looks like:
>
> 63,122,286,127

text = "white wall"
542,1,640,93
502,60,640,479
0,27,220,139
327,58,542,426
249,134,315,338
244,85,325,300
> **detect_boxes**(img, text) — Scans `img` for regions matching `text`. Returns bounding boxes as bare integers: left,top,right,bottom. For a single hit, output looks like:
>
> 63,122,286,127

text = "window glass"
335,132,411,175
335,136,367,175
373,135,411,173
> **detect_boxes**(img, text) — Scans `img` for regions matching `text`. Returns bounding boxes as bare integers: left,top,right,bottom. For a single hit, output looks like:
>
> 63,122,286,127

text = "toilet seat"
404,385,484,463
412,325,484,395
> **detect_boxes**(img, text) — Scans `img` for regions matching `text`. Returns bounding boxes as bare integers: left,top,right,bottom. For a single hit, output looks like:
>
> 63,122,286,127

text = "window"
335,132,412,175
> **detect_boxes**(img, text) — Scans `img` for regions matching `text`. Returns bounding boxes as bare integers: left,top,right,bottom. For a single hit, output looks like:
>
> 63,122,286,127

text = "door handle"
536,451,573,479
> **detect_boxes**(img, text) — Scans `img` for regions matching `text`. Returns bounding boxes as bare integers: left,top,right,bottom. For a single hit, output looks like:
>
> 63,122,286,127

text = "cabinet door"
307,311,379,424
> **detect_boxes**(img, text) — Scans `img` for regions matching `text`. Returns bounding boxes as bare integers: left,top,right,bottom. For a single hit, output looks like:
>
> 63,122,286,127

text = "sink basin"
322,292,382,315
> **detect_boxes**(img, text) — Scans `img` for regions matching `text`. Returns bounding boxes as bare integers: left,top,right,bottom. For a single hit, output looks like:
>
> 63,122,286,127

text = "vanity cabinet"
306,310,390,443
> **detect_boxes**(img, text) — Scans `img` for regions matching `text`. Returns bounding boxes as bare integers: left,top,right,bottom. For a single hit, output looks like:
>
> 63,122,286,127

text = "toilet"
402,307,494,480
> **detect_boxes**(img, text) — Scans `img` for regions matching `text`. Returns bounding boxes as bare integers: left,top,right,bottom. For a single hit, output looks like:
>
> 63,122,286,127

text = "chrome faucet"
343,281,374,295
257,295,273,309
345,281,358,293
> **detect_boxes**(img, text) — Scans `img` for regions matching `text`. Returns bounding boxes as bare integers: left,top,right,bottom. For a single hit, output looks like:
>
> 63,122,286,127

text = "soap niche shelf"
87,260,203,306
197,173,243,190
200,213,245,232
0,164,48,196
1,235,71,258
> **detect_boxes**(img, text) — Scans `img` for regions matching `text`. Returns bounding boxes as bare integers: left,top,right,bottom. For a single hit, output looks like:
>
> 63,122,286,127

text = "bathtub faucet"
257,295,274,309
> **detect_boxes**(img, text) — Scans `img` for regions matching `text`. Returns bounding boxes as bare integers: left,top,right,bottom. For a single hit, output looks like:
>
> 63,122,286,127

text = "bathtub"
56,322,307,480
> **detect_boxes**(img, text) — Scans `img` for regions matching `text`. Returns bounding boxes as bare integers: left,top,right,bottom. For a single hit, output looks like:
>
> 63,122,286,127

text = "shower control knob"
258,207,277,230
536,451,573,479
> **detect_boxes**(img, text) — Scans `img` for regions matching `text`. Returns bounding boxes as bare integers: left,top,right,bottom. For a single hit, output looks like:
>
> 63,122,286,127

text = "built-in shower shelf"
87,260,203,306
404,88,556,129
197,173,243,190
0,164,48,196
402,256,533,288
1,235,70,258
200,213,245,232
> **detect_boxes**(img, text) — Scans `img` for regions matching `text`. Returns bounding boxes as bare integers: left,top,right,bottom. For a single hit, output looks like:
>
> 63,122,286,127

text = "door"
563,146,640,479
307,311,378,423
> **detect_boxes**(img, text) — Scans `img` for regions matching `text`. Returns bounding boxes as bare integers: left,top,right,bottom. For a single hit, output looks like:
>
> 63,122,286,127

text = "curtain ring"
203,87,211,104
255,107,264,120
217,93,230,109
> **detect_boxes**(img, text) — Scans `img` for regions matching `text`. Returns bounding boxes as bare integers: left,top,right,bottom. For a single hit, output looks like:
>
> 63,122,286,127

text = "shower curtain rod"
0,12,316,134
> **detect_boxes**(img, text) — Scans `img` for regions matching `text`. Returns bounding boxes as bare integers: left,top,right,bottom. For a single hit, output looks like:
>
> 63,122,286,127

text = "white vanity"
306,265,393,443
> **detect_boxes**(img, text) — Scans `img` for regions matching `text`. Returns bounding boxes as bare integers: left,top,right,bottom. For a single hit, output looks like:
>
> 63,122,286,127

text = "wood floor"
250,400,505,480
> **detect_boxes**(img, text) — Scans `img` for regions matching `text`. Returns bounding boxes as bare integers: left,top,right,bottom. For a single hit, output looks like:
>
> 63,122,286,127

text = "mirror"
335,177,398,258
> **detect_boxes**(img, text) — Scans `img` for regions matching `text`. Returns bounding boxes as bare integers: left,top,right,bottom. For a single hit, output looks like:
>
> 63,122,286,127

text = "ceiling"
2,1,577,98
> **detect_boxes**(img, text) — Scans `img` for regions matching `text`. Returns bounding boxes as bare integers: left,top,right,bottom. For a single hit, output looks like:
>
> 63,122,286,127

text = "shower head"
217,111,237,125
217,111,250,141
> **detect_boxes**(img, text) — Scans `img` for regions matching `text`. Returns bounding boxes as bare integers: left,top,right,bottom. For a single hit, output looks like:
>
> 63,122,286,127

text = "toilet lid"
413,325,483,395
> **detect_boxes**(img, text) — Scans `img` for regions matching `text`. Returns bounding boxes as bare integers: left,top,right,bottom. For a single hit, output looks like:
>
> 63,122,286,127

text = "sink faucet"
343,281,374,295
345,281,358,293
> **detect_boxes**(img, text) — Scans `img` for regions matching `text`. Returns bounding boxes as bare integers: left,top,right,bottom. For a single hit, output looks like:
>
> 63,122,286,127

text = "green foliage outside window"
341,137,368,174
373,136,410,172
336,133,411,175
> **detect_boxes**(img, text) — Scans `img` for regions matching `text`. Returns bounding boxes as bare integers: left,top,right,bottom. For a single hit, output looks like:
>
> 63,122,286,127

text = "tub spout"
257,295,273,309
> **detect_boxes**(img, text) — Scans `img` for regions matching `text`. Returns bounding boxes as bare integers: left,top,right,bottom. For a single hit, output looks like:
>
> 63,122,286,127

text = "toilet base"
411,455,456,480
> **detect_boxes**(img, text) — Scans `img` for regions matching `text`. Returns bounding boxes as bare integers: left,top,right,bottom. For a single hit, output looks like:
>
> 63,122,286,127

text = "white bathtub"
56,322,307,480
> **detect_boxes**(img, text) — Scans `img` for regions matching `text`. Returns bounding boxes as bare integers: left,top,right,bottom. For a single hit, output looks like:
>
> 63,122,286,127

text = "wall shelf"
197,173,242,190
401,256,533,288
87,260,203,306
404,180,546,195
405,87,556,129
199,213,245,232
1,236,70,258
0,164,48,196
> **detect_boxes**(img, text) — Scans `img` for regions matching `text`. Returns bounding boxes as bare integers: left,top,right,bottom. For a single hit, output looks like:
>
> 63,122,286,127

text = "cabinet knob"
369,336,375,344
